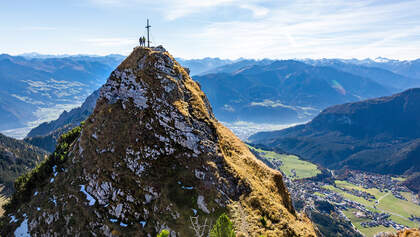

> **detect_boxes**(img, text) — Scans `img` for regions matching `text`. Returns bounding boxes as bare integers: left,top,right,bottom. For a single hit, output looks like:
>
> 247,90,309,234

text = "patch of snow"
52,165,58,177
33,191,38,196
192,209,197,216
50,178,54,183
36,207,41,211
109,218,118,223
181,186,194,190
80,185,96,206
92,132,98,140
140,221,147,227
120,222,128,227
14,218,30,237
9,215,18,223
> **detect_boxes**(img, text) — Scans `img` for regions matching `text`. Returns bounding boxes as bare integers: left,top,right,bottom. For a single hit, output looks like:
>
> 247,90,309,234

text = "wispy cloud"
187,0,420,59
239,4,269,18
87,0,270,20
3,0,419,59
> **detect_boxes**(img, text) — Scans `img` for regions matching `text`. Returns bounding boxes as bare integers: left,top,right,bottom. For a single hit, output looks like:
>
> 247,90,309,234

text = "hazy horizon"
3,51,419,62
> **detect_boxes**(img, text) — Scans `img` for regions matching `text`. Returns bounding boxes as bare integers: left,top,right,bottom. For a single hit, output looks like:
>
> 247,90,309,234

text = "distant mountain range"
3,53,420,141
337,57,420,79
23,56,420,146
175,57,235,76
303,59,420,90
249,88,420,178
0,54,123,135
194,60,394,123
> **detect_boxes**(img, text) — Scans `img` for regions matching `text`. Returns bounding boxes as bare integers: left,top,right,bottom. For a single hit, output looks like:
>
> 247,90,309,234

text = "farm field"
343,209,396,237
326,180,420,229
247,146,321,179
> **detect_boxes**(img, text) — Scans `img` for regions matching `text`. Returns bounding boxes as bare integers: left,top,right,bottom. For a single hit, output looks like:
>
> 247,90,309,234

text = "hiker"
142,36,146,47
139,36,145,46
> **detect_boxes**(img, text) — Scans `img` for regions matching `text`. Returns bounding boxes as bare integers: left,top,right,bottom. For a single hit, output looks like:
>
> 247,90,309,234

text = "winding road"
374,192,409,221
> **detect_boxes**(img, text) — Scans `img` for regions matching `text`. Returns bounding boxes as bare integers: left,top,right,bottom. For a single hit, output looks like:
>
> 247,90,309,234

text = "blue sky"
1,0,419,59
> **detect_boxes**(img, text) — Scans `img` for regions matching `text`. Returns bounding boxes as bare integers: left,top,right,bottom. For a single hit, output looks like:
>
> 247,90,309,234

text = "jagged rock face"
1,47,316,236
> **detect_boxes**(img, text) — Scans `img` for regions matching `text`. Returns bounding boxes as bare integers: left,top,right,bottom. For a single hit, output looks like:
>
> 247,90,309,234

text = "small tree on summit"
210,213,236,237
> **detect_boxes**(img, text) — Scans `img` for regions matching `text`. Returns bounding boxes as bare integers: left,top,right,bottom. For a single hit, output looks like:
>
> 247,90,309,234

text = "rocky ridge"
0,46,315,236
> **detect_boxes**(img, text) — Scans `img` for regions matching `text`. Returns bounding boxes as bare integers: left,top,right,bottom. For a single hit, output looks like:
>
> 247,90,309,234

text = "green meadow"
247,146,321,180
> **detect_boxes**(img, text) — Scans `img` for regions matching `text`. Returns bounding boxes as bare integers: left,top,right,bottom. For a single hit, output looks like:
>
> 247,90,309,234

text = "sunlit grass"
391,177,406,182
247,146,321,180
0,186,9,217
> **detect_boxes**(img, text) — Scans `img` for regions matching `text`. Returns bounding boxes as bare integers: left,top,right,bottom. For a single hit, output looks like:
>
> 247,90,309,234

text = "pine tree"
210,213,236,237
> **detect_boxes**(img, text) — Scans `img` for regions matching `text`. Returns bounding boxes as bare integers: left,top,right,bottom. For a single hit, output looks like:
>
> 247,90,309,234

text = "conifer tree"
210,213,236,237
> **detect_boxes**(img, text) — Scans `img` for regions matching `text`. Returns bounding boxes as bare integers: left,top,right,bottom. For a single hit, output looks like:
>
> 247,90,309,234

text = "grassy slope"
248,146,321,180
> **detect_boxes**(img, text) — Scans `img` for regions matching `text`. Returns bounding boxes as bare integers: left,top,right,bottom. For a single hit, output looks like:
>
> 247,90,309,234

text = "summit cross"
146,19,151,48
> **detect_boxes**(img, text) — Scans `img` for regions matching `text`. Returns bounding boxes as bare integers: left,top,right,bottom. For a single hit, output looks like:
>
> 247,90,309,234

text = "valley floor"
249,146,420,237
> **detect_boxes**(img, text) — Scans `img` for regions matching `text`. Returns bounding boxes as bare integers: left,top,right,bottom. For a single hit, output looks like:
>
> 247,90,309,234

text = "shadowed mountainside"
0,133,48,195
250,88,420,179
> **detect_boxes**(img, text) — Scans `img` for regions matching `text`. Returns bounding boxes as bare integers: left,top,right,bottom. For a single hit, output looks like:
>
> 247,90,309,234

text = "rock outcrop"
374,228,420,237
0,46,315,236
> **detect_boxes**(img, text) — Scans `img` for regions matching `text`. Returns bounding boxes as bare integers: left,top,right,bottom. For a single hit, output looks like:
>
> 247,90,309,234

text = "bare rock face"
1,46,316,236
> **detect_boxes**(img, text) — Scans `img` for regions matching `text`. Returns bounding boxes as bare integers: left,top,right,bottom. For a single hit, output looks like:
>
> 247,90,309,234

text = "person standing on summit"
139,36,144,46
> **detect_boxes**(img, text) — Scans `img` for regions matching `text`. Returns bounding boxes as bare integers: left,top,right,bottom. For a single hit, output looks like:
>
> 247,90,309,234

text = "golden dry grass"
214,124,316,237
397,228,420,237
0,185,9,217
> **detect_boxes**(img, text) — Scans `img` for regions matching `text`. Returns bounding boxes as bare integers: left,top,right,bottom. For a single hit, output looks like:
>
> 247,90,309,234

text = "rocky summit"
0,46,315,236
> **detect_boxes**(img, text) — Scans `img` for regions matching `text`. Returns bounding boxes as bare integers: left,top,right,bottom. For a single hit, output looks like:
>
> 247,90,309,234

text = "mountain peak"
1,46,315,236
